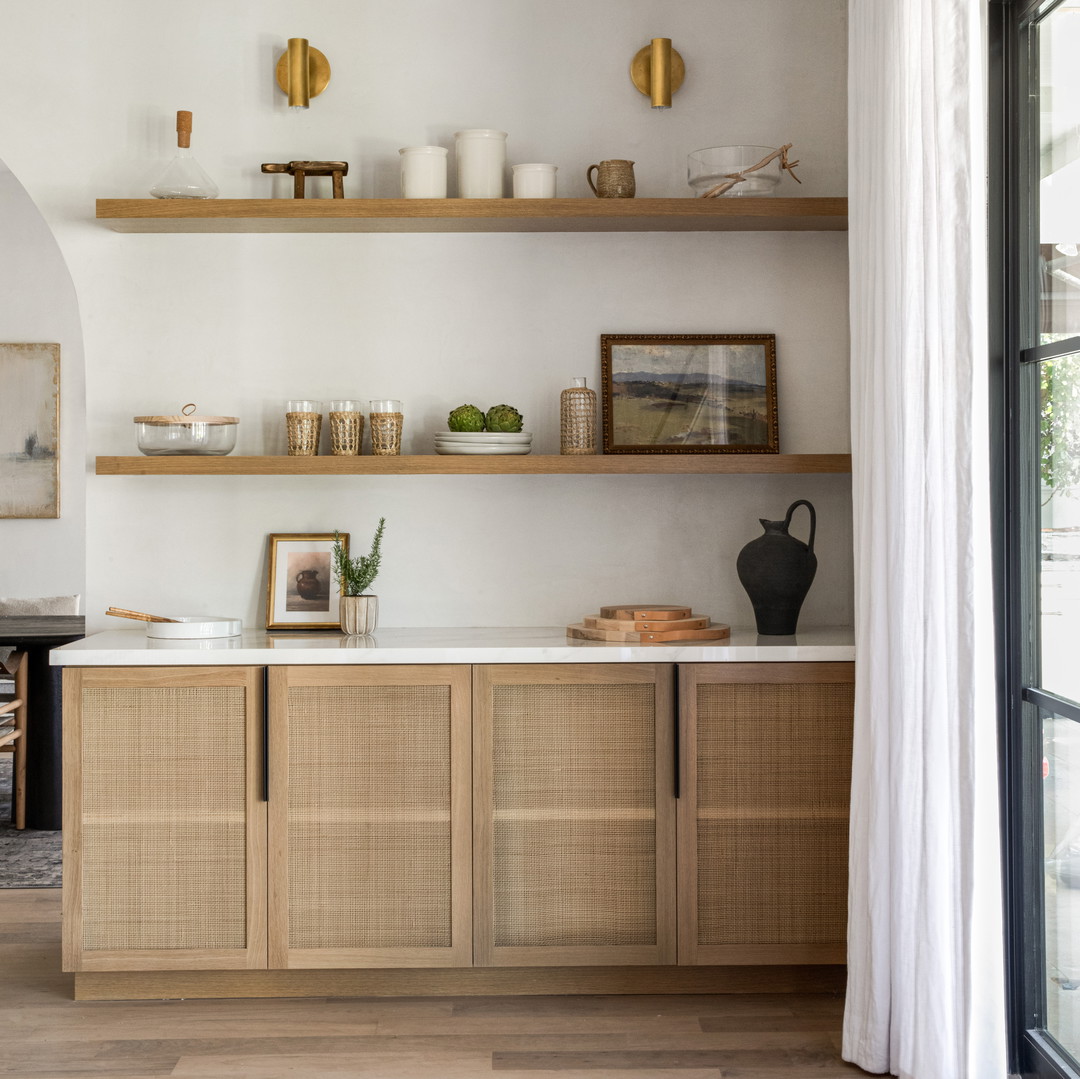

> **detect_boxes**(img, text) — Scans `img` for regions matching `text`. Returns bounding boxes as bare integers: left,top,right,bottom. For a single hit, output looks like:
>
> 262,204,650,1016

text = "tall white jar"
454,129,507,198
399,146,448,198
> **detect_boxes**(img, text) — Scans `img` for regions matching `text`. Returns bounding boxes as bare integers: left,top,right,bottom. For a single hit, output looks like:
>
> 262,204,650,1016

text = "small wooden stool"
261,160,349,199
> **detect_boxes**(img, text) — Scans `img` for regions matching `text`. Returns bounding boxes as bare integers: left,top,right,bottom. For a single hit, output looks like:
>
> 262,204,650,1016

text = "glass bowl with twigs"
688,145,785,197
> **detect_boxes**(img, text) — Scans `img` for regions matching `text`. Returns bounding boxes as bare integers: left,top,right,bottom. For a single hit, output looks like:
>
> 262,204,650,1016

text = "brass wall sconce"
275,38,331,109
630,37,685,110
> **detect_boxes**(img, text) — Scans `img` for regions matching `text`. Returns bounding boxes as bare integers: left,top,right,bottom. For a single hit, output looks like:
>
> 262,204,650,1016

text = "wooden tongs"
105,607,179,624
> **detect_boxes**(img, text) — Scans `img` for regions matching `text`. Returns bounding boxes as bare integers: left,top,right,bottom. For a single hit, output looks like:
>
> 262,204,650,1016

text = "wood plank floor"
1,890,872,1078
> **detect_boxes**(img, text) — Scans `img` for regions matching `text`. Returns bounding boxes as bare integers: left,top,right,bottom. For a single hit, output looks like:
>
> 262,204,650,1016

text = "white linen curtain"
844,2,1007,1077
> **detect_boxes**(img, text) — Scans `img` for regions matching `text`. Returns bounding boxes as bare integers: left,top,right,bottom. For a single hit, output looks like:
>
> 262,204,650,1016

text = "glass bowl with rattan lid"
134,403,239,456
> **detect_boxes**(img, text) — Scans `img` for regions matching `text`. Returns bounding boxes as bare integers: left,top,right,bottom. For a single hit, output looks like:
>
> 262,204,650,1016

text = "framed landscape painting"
600,333,778,454
0,343,60,517
265,532,349,630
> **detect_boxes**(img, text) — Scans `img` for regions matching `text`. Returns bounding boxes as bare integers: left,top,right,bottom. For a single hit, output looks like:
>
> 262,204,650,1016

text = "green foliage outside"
1041,353,1080,497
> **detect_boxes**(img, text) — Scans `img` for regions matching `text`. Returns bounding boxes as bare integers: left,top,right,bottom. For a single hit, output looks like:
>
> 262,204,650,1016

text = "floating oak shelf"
95,197,848,234
95,454,852,476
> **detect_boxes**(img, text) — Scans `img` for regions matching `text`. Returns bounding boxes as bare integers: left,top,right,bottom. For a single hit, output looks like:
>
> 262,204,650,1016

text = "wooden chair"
0,651,28,830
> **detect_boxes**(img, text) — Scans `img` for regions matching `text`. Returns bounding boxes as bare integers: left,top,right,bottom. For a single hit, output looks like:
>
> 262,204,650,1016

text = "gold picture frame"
600,333,779,454
265,532,349,630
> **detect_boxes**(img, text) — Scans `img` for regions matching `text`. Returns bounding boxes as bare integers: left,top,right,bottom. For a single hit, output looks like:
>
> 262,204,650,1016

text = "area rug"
0,756,62,887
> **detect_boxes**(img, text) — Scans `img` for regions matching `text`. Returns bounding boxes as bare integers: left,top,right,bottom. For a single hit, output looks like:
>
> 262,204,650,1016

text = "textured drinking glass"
399,146,448,198
512,163,557,198
454,129,507,198
369,399,403,456
286,399,322,456
328,400,364,456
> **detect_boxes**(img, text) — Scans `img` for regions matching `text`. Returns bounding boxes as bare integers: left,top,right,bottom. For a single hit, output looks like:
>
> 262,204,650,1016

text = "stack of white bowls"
434,431,533,455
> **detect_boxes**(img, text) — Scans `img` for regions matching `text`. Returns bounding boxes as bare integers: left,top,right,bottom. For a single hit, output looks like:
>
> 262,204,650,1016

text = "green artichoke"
447,404,485,431
485,404,524,432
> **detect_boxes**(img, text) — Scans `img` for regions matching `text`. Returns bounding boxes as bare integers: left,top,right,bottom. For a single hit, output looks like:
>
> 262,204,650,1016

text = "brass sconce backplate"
275,46,331,99
630,45,685,97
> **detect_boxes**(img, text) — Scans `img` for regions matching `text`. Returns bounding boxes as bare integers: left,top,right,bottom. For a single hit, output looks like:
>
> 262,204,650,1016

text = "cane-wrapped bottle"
560,376,597,455
150,110,219,199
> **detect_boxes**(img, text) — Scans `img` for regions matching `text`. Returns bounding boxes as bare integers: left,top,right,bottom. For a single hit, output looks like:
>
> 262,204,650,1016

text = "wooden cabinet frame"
472,663,677,967
676,662,854,966
267,665,472,968
62,666,267,972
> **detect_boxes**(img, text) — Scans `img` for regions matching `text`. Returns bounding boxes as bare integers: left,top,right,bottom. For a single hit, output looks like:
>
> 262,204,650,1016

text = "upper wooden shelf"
95,197,848,234
95,454,851,476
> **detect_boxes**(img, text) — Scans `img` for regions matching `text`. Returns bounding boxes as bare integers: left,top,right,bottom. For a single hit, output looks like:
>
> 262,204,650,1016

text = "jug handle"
784,499,816,553
586,164,599,196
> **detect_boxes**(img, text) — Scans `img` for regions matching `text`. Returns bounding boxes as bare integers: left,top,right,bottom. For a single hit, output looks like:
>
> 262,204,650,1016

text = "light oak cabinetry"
677,662,854,966
267,665,472,969
473,664,676,966
62,667,266,972
62,657,853,991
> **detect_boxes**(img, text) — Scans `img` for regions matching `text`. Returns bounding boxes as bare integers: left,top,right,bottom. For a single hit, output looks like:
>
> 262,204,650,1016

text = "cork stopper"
176,110,192,149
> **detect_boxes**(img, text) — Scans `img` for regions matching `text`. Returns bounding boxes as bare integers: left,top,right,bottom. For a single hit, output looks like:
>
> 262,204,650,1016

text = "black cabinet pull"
261,667,270,802
673,664,681,799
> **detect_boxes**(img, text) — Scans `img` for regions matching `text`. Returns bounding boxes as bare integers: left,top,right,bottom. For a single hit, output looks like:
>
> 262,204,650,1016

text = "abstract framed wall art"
600,333,778,454
0,343,60,517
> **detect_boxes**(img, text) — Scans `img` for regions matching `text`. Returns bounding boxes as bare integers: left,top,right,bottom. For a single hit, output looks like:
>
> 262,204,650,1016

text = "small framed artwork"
0,343,60,518
265,533,349,630
600,333,778,454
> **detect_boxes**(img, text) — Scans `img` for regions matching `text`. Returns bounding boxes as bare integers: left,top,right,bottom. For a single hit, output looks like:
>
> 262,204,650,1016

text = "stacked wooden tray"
567,604,730,644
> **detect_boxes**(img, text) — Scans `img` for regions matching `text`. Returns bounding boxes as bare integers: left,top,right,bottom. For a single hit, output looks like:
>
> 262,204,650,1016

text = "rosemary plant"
332,518,386,596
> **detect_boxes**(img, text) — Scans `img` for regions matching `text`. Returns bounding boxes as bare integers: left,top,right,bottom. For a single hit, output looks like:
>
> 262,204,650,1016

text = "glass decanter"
150,110,219,199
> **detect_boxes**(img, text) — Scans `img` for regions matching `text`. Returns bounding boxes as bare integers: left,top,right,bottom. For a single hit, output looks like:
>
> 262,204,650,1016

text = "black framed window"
998,2,1080,1075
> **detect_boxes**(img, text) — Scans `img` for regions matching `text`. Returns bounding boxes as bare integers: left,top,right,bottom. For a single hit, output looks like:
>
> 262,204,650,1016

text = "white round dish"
434,444,533,455
435,431,532,443
145,616,243,639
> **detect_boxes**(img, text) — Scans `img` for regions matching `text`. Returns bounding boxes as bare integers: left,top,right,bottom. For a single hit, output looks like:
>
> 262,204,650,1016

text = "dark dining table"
0,615,85,830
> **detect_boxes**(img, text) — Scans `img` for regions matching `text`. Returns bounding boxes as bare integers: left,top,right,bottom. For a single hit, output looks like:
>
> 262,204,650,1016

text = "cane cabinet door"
268,665,472,968
62,666,266,972
473,663,677,967
677,662,854,965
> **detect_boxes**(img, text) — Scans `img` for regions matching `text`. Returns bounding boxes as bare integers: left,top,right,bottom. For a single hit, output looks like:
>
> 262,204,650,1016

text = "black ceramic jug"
736,499,817,635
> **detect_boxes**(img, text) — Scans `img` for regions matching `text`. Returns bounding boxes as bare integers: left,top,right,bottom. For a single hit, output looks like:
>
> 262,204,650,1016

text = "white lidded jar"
399,145,448,198
454,129,507,198
512,163,557,198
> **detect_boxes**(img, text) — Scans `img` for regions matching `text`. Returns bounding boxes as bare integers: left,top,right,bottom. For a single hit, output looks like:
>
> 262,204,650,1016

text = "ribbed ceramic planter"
340,595,378,635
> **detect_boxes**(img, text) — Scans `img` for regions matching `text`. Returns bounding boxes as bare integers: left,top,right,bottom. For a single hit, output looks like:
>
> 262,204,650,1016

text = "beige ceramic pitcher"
586,159,636,198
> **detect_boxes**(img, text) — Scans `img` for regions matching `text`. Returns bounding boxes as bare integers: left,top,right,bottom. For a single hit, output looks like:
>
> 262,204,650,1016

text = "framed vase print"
600,333,779,454
265,532,349,630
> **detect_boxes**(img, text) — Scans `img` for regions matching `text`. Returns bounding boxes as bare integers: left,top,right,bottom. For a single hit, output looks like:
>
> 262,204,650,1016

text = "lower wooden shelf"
95,453,852,476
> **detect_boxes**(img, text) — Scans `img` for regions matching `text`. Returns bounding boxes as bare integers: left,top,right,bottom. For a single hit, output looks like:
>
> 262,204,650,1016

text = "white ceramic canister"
512,163,558,198
399,145,448,198
454,129,507,197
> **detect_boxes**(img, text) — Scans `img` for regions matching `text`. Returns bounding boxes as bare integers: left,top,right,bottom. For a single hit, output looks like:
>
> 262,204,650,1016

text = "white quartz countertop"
51,626,855,666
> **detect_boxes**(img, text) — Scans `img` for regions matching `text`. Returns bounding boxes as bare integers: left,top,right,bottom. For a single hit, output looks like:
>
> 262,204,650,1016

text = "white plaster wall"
0,161,85,603
2,0,850,633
